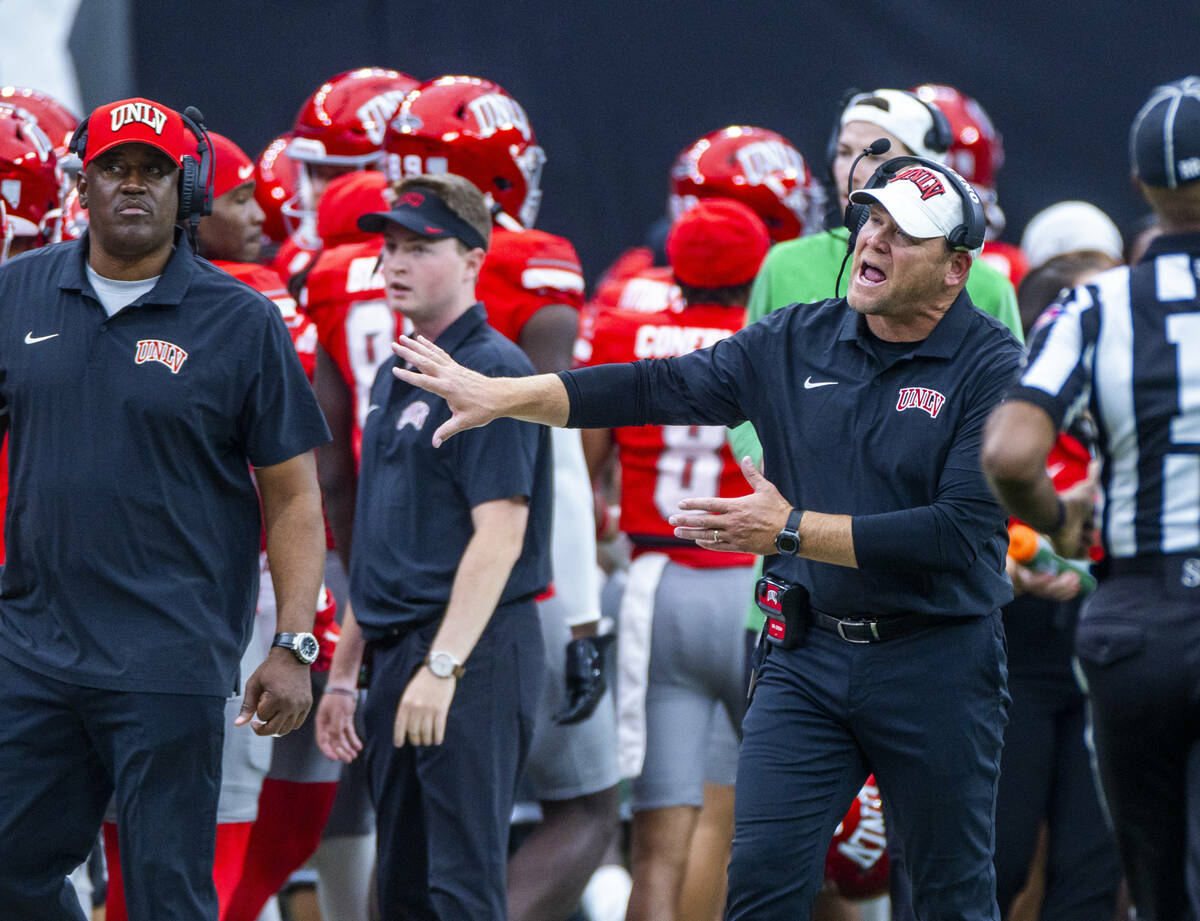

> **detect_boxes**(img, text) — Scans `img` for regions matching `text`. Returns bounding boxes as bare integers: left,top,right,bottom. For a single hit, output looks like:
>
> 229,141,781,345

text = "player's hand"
555,634,614,725
1050,462,1098,559
235,648,313,737
670,457,791,555
393,664,457,747
392,334,498,447
1007,557,1083,601
315,686,362,763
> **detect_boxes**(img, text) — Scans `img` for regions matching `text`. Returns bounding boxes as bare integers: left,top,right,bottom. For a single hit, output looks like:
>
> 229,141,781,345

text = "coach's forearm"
493,373,571,427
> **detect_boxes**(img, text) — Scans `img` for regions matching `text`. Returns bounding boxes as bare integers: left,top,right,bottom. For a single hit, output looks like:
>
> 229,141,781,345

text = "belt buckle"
835,618,880,644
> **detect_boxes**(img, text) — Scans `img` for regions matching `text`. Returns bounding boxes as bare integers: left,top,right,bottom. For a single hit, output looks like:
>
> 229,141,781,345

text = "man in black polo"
314,172,552,920
0,97,330,921
393,157,1023,920
982,76,1200,921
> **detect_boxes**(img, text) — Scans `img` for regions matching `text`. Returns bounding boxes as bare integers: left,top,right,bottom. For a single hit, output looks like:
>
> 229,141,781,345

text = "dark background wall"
74,0,1200,283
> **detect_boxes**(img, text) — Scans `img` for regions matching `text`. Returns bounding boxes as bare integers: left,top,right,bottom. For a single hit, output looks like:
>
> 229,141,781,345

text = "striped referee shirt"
1010,232,1200,559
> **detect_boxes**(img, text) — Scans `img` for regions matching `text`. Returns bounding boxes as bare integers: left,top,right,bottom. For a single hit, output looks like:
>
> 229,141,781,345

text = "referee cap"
1131,76,1200,188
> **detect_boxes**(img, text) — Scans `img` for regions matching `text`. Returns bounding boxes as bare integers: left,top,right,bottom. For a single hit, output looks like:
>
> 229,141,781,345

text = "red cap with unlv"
79,97,188,170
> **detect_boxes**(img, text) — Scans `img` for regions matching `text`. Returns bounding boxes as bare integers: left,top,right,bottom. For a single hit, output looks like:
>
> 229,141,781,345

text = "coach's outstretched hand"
670,456,792,555
392,335,499,446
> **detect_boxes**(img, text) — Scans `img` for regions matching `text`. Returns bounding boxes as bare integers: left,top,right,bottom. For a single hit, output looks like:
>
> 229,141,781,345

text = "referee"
393,156,1023,920
982,76,1200,920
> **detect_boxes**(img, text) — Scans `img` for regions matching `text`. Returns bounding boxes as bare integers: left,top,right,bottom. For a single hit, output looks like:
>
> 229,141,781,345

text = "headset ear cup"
178,156,199,222
845,203,869,253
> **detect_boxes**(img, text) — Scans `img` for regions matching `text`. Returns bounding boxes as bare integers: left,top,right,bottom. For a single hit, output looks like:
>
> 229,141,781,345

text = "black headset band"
67,105,213,223
861,155,985,252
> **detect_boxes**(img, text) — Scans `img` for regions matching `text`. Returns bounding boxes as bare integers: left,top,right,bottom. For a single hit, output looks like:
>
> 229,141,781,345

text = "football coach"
390,154,1023,920
0,97,329,920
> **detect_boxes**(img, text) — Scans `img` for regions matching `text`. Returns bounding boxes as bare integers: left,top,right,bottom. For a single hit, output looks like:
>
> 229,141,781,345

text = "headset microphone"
834,138,891,297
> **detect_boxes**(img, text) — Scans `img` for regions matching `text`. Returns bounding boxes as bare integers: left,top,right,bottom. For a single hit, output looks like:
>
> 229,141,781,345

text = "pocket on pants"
1075,619,1146,668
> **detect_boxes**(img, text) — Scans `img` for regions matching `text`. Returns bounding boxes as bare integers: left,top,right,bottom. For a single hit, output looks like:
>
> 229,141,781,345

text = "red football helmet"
383,75,547,229
0,198,10,264
911,84,1005,236
0,86,79,160
669,126,823,243
289,67,419,166
824,776,890,900
285,68,418,248
0,107,61,248
255,134,300,243
59,185,88,241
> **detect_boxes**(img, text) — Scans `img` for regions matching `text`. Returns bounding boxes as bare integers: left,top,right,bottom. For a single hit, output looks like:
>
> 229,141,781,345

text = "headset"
824,88,953,180
68,105,214,225
833,151,986,297
845,155,985,254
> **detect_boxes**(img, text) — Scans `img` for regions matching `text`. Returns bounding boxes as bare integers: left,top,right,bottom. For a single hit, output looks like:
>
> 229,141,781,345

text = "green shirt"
746,226,1023,332
731,227,1022,629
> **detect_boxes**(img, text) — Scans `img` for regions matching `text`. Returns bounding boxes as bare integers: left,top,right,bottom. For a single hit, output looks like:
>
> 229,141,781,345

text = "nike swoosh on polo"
803,376,838,389
24,331,59,344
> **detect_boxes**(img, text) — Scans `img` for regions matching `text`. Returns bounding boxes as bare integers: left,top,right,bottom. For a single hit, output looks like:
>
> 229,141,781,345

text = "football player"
0,107,60,568
578,199,768,921
273,68,417,285
588,125,822,321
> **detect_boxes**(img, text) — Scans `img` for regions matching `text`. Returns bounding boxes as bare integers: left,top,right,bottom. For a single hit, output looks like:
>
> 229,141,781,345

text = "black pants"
1075,570,1200,921
0,653,224,921
363,603,543,920
728,612,1009,921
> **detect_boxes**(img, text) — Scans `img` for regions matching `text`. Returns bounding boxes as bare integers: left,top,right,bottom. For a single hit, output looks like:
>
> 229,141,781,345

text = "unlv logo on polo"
896,386,946,419
397,401,430,431
467,94,532,140
110,102,168,136
135,339,188,374
891,167,944,201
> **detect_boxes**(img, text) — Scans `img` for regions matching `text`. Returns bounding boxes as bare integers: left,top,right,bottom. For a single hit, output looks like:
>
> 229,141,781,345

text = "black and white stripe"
1017,244,1200,557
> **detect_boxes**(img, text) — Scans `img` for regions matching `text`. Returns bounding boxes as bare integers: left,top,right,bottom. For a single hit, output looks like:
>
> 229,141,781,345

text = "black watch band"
775,508,803,556
272,631,319,665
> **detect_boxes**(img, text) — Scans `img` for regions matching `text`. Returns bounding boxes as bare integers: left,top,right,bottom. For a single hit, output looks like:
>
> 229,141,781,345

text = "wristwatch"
775,508,803,556
424,651,466,679
272,632,320,665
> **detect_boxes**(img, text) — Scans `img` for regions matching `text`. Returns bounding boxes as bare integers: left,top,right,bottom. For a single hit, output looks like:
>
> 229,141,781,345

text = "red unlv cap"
666,198,770,288
206,131,256,200
79,97,188,170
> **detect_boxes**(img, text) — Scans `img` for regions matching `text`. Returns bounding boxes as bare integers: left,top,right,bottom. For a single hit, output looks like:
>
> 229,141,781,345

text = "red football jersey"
582,296,754,567
214,261,318,380
302,239,397,463
477,227,585,344
270,235,318,287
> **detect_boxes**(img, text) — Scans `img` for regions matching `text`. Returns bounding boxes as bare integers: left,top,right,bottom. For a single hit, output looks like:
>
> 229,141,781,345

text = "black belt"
810,607,948,644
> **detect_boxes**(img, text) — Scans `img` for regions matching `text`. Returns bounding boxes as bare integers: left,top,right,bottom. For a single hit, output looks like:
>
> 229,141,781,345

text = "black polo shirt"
562,290,1022,618
0,233,330,695
350,303,552,635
